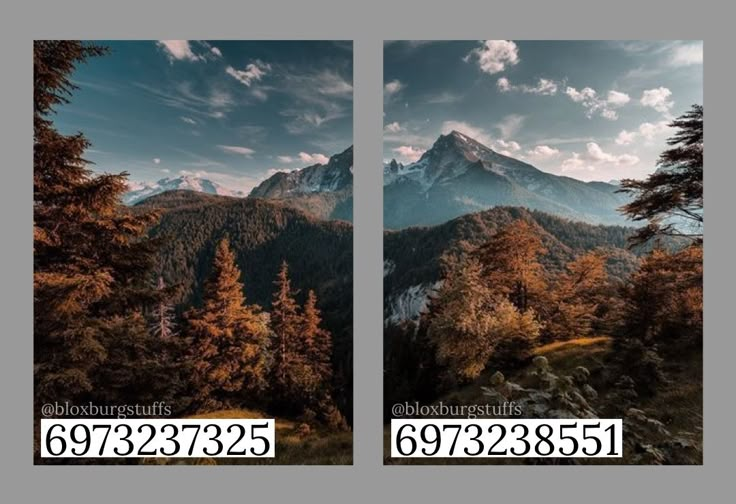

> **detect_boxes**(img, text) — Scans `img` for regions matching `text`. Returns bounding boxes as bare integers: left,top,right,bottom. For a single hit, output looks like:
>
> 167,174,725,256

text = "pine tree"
270,261,319,410
186,238,270,411
149,276,178,339
302,289,333,386
93,311,185,408
619,104,703,245
476,219,548,312
33,41,160,404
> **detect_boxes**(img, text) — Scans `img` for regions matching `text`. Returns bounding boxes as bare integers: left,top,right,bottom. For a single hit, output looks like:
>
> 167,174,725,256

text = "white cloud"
607,90,631,106
298,152,330,165
277,156,294,163
618,120,671,146
426,91,462,104
560,142,639,173
565,86,629,120
217,145,255,157
161,168,170,174
600,109,619,120
180,116,197,125
497,77,558,95
156,40,202,62
640,87,674,113
278,68,353,134
384,122,403,133
615,130,636,145
210,46,222,58
496,114,525,138
560,153,591,173
385,79,404,97
638,120,671,141
669,42,703,66
497,77,511,92
496,139,521,152
526,145,560,160
153,158,161,164
392,145,426,163
441,120,495,148
315,71,353,97
464,40,520,75
226,60,271,87
251,88,268,102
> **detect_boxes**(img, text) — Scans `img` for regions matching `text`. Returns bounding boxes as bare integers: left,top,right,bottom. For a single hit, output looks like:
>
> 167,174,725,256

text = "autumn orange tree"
426,255,541,384
476,219,548,312
186,238,270,410
33,41,163,405
546,251,609,340
622,245,703,346
303,289,333,388
270,262,320,411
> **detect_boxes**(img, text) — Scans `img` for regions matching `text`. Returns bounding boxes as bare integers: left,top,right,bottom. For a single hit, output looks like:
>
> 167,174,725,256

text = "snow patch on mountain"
385,281,442,326
250,146,353,198
383,259,396,277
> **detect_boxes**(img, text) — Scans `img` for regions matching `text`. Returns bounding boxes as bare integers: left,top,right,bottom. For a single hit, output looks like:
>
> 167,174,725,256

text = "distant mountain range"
124,146,353,221
124,175,246,205
384,130,631,229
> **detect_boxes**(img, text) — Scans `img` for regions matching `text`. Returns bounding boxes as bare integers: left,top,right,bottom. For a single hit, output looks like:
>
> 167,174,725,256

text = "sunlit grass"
144,408,352,465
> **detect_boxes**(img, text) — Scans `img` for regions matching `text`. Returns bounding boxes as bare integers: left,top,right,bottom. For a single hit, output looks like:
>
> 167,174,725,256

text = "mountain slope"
383,131,630,229
383,206,641,325
124,175,245,205
249,146,353,221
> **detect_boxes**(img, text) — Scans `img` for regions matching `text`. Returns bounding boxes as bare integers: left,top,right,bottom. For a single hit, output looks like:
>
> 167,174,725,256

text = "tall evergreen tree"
270,261,319,410
33,41,160,404
619,104,703,245
302,289,333,386
186,238,270,411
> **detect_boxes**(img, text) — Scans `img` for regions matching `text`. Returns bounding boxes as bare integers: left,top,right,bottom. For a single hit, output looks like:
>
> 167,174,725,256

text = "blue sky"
55,40,353,193
383,40,703,182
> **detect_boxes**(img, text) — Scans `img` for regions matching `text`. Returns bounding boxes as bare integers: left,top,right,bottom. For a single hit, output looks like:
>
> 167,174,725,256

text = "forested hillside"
137,190,354,418
384,206,644,325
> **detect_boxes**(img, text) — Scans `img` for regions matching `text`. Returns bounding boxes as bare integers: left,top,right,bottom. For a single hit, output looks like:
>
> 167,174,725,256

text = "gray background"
2,0,731,501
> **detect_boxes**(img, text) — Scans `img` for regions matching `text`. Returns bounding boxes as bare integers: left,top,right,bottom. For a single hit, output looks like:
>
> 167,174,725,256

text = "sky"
383,40,703,182
55,40,353,193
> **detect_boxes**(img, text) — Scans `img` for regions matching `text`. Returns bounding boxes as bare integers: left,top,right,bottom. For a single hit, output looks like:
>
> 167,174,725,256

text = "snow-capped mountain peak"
383,131,630,228
123,175,245,205
249,145,353,198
